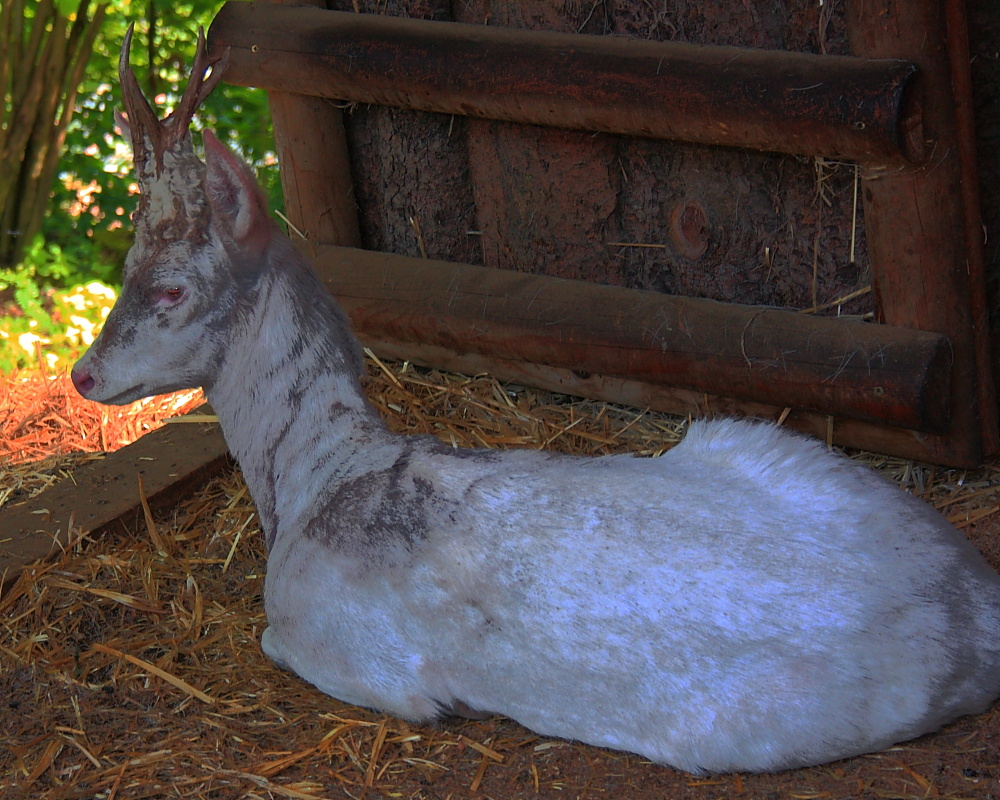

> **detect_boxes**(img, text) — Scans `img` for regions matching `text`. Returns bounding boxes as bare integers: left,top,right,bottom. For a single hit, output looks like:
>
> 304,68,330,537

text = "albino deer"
73,26,1000,775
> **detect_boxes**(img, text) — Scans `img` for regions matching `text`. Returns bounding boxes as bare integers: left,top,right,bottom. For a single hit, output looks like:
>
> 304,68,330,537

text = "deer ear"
202,129,270,249
115,109,132,148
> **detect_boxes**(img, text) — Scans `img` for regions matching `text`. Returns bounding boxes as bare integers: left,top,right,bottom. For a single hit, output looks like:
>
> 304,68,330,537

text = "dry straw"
2,355,999,798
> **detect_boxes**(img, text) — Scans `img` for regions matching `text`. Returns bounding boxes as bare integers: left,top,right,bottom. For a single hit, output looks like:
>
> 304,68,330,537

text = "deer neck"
206,243,389,549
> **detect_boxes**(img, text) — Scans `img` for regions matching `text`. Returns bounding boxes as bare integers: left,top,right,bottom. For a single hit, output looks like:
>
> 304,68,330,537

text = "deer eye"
155,286,186,306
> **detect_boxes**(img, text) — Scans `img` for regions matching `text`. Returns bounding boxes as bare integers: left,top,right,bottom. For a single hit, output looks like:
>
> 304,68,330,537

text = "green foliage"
0,236,117,373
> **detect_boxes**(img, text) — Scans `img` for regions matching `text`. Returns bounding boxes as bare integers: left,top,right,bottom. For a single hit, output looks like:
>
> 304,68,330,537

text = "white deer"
72,25,1000,775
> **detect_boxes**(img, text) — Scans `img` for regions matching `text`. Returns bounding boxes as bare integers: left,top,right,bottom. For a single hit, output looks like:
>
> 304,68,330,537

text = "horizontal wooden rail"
209,2,923,162
364,340,969,465
313,246,951,432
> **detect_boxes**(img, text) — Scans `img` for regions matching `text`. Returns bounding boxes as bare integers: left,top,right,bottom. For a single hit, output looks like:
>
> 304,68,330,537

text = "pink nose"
71,366,95,396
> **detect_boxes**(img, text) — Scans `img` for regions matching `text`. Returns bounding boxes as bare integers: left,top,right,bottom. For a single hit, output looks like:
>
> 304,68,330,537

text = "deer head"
72,24,274,404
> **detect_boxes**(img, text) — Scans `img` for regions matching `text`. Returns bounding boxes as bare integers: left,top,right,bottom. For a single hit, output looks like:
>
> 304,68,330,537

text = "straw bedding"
2,355,1000,799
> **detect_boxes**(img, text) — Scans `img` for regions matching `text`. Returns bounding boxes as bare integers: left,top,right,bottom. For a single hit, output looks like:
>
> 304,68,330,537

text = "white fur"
258,418,1000,774
73,94,1000,775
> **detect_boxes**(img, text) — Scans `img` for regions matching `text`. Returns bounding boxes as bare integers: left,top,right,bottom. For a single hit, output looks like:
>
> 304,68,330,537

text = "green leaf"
53,0,82,17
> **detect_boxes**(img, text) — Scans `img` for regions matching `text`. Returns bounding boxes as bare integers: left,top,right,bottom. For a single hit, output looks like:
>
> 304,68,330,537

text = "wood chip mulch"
0,368,203,513
2,357,1000,799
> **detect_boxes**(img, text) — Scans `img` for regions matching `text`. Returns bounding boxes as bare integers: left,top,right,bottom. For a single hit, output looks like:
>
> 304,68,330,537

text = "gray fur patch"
309,447,445,563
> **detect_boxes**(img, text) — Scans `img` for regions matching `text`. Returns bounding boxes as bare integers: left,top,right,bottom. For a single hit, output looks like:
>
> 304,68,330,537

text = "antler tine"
117,22,223,239
166,27,231,138
118,22,166,164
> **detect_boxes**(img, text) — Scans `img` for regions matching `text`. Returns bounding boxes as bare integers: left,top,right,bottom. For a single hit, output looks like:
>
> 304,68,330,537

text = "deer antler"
118,22,230,242
118,23,163,172
119,23,229,174
169,27,231,136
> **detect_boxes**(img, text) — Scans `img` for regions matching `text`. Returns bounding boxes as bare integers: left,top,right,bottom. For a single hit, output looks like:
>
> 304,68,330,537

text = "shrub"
0,236,117,373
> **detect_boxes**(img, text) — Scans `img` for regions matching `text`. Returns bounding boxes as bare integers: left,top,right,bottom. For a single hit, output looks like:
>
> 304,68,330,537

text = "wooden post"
241,0,361,247
268,92,361,246
209,1,922,162
846,0,997,464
